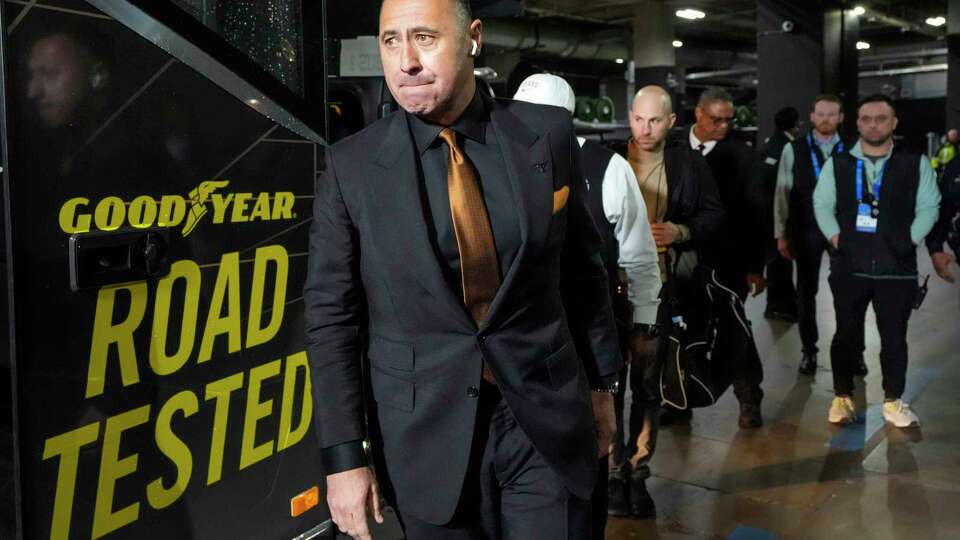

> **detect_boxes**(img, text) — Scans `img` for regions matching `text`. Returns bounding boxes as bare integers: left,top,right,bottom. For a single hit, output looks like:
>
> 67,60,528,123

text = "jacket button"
467,386,479,398
478,335,486,343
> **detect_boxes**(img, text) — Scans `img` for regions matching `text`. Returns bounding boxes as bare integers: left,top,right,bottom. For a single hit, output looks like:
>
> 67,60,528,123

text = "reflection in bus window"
170,0,304,96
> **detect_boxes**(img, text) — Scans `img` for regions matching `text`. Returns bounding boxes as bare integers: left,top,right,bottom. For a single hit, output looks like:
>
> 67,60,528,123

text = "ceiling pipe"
860,48,947,64
859,63,948,78
862,7,942,39
483,18,631,60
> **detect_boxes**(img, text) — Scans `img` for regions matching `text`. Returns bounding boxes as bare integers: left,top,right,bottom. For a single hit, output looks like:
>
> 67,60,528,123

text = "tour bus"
0,1,342,538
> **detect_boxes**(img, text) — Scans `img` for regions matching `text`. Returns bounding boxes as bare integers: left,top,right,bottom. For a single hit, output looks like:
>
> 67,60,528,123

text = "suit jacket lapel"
373,113,474,331
483,101,552,331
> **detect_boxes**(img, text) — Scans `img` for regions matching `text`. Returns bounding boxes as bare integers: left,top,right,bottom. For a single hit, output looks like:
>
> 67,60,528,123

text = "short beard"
864,133,892,147
814,124,836,136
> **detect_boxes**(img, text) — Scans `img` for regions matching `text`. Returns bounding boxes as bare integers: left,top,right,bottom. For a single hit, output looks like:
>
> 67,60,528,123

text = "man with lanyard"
513,73,662,535
774,94,865,376
813,94,940,428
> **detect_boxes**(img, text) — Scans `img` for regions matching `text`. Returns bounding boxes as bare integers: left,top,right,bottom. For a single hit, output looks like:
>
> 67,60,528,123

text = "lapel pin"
533,161,547,172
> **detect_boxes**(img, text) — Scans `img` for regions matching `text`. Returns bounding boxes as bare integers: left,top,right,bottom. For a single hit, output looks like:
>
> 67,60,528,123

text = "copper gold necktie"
438,128,501,325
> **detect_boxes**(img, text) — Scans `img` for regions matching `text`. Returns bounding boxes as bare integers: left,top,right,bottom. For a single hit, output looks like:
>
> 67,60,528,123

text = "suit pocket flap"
368,335,414,371
544,341,579,390
371,368,415,412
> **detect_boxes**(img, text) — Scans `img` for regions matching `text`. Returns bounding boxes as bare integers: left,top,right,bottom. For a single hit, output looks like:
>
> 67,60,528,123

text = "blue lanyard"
808,132,843,179
856,159,885,202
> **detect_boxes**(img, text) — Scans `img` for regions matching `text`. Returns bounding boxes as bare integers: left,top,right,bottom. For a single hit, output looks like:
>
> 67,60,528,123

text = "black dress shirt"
407,90,521,295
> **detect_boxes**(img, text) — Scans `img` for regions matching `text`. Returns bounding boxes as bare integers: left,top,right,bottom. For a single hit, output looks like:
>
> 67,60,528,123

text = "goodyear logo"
58,180,296,237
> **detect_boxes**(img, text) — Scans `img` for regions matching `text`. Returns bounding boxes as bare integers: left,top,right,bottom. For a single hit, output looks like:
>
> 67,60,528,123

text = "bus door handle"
68,228,172,291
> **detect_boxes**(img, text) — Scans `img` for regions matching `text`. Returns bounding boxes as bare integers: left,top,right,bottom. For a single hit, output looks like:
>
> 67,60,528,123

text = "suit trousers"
611,284,668,480
720,270,766,406
765,255,797,315
792,225,829,355
829,272,916,399
397,382,592,540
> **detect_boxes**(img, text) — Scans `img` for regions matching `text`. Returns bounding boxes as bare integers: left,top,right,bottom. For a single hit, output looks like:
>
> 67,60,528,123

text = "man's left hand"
746,273,766,297
650,221,681,247
591,392,615,458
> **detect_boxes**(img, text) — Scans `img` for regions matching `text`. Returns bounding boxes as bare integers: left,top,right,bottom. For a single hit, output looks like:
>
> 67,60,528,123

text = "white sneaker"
883,400,920,428
829,396,857,424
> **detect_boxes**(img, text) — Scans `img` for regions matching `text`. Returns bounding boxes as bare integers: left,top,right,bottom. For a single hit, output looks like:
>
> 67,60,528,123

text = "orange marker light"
290,486,320,517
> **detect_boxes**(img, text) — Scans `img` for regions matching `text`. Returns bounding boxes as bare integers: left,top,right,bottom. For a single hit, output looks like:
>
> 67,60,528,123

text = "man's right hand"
776,237,793,261
932,251,956,283
327,466,384,539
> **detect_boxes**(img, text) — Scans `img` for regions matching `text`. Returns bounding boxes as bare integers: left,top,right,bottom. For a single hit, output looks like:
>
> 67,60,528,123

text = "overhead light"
852,6,866,16
926,16,946,27
615,58,624,64
247,99,259,105
676,9,706,20
856,41,871,50
672,40,684,48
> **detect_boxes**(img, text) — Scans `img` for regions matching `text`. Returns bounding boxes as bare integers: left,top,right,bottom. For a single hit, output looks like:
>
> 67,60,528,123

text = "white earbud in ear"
470,39,479,57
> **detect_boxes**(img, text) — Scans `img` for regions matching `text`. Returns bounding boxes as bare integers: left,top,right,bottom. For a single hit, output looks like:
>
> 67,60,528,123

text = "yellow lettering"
240,359,281,470
158,195,186,228
210,193,234,224
149,260,201,376
147,391,199,510
272,192,295,220
93,196,126,232
42,422,100,540
231,193,251,223
128,196,158,229
245,245,288,349
204,372,244,485
58,197,91,234
249,192,271,221
87,284,147,398
92,405,150,539
197,251,242,363
278,352,312,452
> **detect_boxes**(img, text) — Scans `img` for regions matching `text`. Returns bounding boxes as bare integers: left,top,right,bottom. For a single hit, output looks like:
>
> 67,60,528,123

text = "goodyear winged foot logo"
58,180,297,236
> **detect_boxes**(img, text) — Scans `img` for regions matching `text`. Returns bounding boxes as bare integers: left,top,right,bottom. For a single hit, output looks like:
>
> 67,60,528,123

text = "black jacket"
751,130,793,252
662,141,726,254
669,126,765,283
303,97,621,524
927,157,960,255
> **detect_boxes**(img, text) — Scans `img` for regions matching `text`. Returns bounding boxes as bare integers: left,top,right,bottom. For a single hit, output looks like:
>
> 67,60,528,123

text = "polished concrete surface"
607,253,960,540
355,253,960,540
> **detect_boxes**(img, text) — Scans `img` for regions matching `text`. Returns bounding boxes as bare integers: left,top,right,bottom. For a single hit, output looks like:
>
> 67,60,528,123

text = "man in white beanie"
515,74,662,532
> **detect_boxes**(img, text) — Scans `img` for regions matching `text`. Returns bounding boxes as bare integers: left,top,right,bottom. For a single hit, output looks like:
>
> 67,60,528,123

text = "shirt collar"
689,127,717,154
408,89,488,155
810,131,840,147
850,140,894,161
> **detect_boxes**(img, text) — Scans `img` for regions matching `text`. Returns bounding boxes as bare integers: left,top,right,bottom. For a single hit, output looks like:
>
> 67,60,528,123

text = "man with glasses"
774,95,865,377
666,87,767,429
813,94,940,428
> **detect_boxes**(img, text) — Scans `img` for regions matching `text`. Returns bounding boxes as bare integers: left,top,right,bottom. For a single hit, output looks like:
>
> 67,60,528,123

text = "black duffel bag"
659,260,751,410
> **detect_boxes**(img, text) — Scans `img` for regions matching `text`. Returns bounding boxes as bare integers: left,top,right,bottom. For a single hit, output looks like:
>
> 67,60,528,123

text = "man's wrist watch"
592,380,620,394
633,323,661,338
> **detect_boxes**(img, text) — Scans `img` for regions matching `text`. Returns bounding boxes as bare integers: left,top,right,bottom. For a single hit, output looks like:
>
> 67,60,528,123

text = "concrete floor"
607,253,960,540
354,253,960,540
